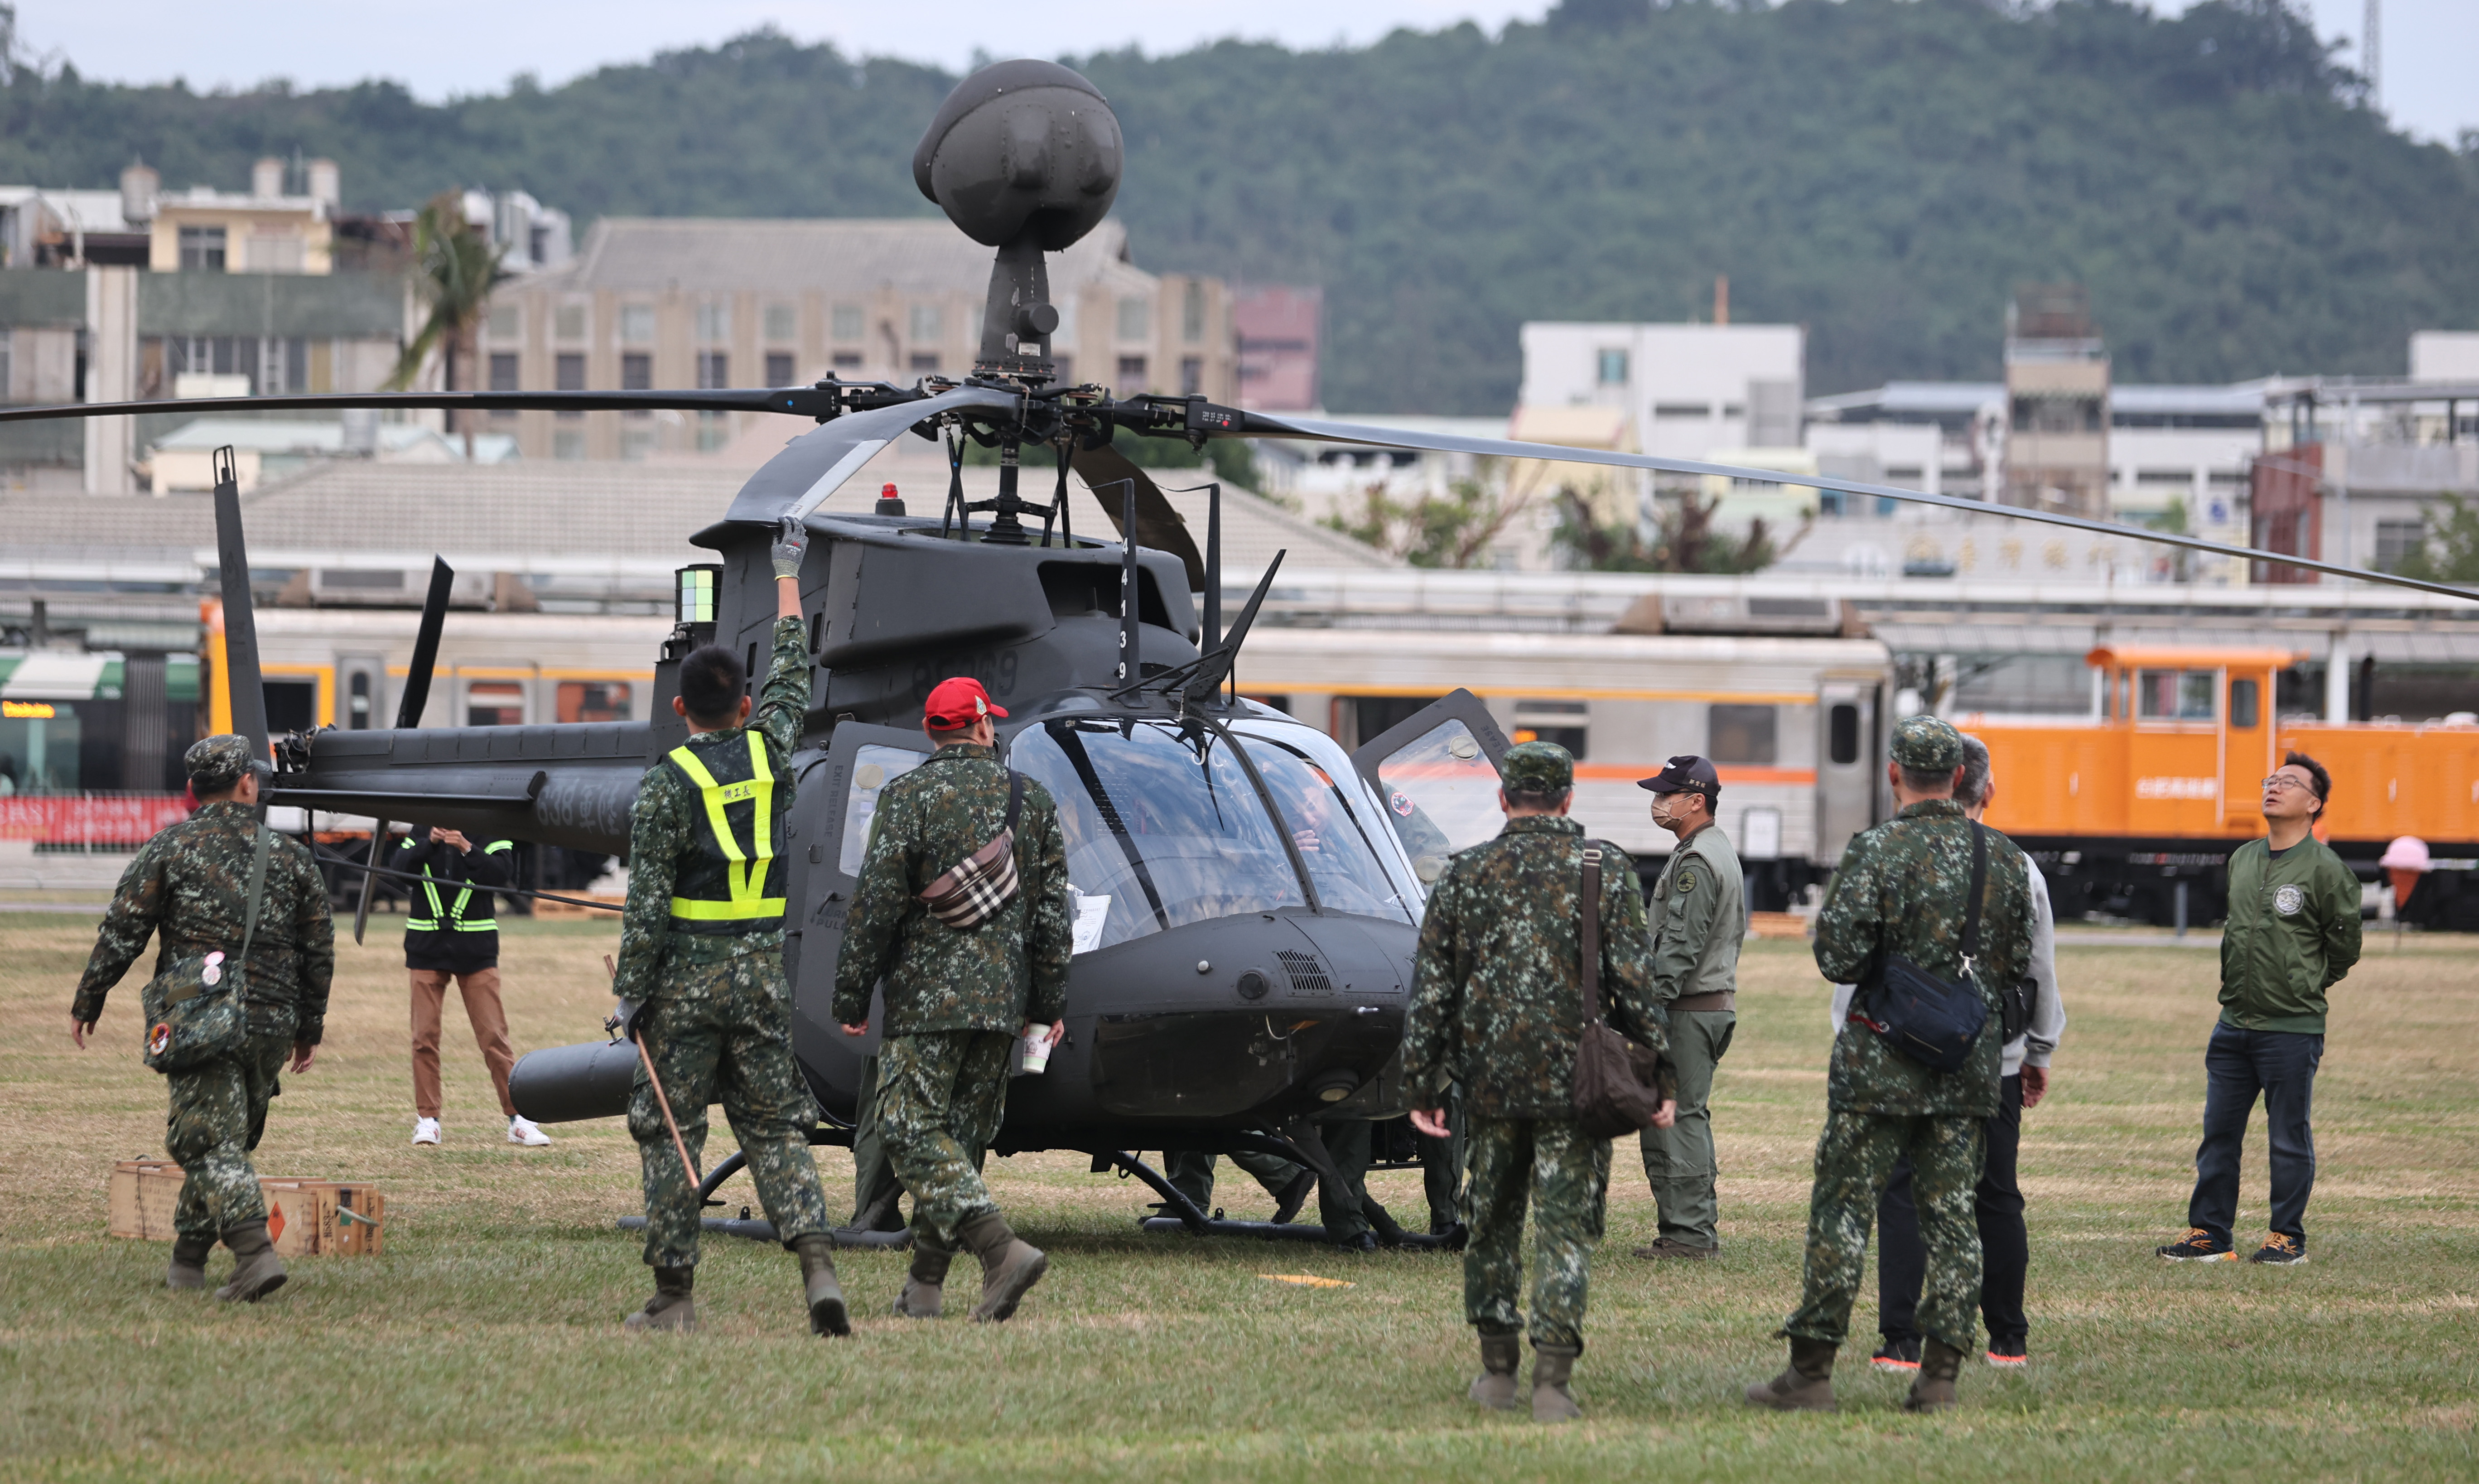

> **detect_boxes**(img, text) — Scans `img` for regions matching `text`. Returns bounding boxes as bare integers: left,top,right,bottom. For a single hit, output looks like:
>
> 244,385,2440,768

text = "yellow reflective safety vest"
661,730,787,932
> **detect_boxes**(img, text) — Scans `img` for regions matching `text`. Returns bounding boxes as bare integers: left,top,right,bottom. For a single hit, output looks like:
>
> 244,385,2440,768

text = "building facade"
477,218,1236,462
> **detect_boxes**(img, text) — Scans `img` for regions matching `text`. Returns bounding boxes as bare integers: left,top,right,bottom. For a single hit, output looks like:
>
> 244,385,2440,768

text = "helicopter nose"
1008,911,1415,1127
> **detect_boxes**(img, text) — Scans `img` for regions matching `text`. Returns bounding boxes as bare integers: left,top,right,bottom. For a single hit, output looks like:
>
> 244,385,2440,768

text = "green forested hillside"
3,0,2472,411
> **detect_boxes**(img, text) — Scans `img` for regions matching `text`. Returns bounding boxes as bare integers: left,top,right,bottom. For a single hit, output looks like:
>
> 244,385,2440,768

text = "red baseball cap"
924,676,1007,730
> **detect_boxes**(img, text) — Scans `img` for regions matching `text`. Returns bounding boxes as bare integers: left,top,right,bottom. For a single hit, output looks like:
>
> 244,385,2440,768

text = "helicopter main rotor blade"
1070,440,1208,593
0,387,859,424
209,448,272,771
726,384,1029,526
354,557,457,947
1237,412,2479,604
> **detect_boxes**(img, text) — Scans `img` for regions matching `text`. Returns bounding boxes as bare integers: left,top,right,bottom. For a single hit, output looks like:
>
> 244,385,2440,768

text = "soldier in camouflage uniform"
1404,741,1674,1425
611,520,841,1336
1746,715,2035,1414
833,675,1072,1324
71,734,333,1302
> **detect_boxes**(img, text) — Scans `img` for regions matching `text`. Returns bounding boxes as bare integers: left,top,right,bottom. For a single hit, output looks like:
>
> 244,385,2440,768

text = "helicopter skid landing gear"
1104,1147,1452,1250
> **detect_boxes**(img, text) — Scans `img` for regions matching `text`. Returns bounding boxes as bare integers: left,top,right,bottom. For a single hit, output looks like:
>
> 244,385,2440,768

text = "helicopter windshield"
1009,714,1417,953
1228,719,1422,926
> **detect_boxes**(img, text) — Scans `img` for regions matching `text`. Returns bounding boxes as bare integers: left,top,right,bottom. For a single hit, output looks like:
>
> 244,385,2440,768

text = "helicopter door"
1348,687,1512,886
788,723,936,1084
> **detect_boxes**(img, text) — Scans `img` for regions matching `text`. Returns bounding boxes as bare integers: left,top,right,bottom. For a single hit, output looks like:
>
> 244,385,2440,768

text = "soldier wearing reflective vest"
399,827,551,1148
608,518,844,1337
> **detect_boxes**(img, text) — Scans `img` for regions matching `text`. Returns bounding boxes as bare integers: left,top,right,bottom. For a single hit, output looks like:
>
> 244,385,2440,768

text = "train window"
556,681,633,724
348,671,371,730
263,679,316,735
1828,703,1860,765
1708,704,1777,764
467,681,526,727
2229,678,2260,729
1513,699,1588,760
2137,669,2215,722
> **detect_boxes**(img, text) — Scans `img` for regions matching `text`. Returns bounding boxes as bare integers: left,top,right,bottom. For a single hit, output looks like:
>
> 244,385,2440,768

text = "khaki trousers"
410,967,516,1118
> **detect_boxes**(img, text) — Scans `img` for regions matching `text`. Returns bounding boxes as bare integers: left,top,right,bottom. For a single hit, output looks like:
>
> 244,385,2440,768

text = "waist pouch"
142,825,272,1074
918,772,1025,930
1849,821,1990,1075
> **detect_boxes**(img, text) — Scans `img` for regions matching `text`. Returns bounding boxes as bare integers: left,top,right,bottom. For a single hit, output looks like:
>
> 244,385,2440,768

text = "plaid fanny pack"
918,772,1026,930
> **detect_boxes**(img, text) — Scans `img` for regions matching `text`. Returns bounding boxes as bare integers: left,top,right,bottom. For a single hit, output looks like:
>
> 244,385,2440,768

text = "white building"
1516,321,1806,459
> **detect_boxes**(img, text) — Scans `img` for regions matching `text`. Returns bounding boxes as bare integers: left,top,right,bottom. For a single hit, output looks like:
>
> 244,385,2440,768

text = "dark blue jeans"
2187,1023,2324,1244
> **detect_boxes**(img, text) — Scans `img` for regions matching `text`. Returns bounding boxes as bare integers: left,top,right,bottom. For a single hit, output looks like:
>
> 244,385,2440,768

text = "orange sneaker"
2247,1232,2308,1265
2156,1227,2237,1261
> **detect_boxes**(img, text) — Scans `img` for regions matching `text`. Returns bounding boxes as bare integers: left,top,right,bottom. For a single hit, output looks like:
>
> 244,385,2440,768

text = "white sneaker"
506,1115,552,1147
411,1117,441,1146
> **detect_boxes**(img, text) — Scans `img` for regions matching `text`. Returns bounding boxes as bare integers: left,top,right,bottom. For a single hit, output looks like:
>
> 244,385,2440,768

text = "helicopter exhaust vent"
1275,949,1332,996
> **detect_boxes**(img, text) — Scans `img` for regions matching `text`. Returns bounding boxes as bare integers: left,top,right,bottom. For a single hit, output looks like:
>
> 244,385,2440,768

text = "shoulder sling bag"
142,824,272,1074
1850,820,1992,1075
918,771,1026,930
1571,841,1671,1139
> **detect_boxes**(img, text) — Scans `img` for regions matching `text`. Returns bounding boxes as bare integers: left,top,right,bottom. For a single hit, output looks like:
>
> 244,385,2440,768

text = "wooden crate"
108,1161,384,1256
1747,911,1812,940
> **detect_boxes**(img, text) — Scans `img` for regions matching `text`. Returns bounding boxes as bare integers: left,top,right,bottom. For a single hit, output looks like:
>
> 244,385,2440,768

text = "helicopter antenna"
1111,478,1141,684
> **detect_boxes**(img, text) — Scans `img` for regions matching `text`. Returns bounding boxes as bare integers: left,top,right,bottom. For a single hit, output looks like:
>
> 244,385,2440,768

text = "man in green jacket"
1632,754,1742,1261
2158,751,2361,1266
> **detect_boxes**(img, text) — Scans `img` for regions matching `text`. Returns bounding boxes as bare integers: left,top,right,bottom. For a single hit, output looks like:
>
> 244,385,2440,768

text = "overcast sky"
18,0,2474,147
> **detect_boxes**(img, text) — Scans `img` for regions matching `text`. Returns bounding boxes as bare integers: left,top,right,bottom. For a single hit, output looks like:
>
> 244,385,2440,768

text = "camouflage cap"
1889,714,1964,773
1500,739,1573,795
183,734,255,791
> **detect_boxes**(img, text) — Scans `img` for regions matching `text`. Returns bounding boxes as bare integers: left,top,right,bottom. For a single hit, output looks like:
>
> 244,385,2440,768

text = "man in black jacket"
399,826,550,1147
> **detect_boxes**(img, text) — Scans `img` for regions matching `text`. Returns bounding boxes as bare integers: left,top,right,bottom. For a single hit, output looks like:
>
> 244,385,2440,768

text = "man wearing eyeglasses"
2157,752,2360,1266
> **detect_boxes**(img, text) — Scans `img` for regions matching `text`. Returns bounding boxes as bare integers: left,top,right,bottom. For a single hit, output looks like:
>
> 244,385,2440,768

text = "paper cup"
1019,1029,1053,1075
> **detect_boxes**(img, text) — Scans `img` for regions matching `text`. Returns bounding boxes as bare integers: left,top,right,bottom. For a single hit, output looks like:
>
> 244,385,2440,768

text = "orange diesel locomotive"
1965,645,2478,928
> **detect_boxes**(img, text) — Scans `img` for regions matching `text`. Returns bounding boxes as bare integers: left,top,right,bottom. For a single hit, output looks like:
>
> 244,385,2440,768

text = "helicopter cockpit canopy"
1008,713,1423,953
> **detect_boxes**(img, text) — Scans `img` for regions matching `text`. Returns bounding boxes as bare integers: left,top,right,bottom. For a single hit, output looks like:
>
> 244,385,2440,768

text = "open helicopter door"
1348,688,1513,888
784,722,937,1116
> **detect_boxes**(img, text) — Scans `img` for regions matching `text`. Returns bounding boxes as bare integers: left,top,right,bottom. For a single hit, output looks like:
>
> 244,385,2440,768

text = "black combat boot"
1467,1331,1522,1411
166,1233,212,1291
1904,1338,1966,1412
959,1210,1047,1324
213,1220,287,1303
893,1238,952,1320
1744,1336,1838,1411
624,1265,696,1332
792,1234,849,1337
1530,1343,1583,1424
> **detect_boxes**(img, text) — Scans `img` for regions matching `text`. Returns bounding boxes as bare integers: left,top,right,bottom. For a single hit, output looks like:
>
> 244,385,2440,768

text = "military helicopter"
14,58,2469,1248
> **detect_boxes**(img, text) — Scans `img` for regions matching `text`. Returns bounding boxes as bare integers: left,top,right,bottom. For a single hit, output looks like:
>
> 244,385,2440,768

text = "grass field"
3,914,2473,1482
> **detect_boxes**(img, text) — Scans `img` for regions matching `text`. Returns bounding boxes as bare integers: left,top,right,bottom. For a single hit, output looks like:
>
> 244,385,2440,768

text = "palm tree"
386,192,510,459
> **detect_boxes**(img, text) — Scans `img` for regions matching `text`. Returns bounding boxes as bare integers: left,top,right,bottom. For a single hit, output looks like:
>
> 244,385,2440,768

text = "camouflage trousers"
878,1028,1014,1251
165,1030,292,1243
628,951,830,1268
1783,1109,1986,1353
1464,1115,1611,1350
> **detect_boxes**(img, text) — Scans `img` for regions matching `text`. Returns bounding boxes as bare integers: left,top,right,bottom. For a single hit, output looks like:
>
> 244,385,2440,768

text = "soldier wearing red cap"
833,676,1071,1324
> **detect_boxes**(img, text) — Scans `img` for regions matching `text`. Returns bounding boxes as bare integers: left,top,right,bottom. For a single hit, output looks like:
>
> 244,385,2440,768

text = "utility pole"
2363,0,2381,109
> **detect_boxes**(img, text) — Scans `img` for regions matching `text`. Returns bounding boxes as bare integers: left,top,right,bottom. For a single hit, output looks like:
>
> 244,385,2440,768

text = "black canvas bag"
1852,821,1992,1075
1571,843,1670,1138
141,824,272,1074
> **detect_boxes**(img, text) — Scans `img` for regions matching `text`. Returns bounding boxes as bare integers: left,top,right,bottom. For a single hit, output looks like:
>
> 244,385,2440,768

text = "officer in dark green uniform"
1746,714,2035,1414
833,675,1073,1325
71,734,334,1302
1633,755,1743,1260
1404,741,1673,1425
609,518,841,1337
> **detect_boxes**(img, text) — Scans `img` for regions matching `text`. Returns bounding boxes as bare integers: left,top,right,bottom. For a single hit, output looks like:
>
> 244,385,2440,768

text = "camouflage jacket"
612,615,808,1007
72,800,337,1042
1649,822,1744,1005
1813,799,2035,1117
1403,815,1668,1120
830,741,1072,1036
